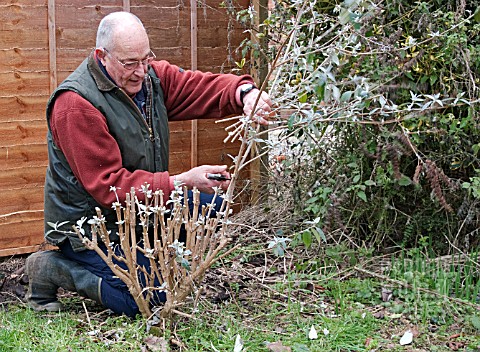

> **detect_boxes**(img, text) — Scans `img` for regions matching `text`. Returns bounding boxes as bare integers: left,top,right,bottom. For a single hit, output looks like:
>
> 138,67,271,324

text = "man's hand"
237,84,273,125
175,165,231,193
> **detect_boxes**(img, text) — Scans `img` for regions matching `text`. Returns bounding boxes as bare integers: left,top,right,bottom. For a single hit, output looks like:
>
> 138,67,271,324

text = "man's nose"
134,62,148,75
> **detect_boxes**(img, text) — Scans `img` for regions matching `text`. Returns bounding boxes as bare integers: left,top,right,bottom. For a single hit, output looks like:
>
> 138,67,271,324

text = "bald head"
96,12,148,51
94,12,152,96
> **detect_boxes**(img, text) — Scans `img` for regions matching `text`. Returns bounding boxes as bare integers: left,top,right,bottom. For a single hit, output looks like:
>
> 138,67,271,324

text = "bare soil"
0,254,237,308
0,255,28,306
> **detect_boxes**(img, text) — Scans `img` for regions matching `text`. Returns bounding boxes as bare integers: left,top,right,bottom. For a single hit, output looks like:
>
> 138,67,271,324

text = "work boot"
25,250,102,312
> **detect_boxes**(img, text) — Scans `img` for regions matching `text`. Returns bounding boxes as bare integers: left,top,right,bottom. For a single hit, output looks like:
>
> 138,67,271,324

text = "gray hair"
95,12,144,50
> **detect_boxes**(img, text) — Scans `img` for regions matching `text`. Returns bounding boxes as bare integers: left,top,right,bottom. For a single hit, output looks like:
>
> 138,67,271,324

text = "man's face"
99,32,151,96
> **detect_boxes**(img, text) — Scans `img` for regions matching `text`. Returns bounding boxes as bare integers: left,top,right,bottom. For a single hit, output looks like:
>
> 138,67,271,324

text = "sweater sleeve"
151,60,254,120
50,91,172,206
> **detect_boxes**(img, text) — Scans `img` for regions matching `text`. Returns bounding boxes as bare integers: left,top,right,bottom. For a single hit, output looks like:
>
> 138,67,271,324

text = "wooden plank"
0,96,49,122
131,0,186,7
197,119,239,166
168,119,242,173
0,120,47,146
0,186,44,209
249,0,269,204
0,165,45,189
0,4,48,49
0,144,48,169
55,48,92,71
0,214,45,255
190,0,198,168
151,47,191,68
57,0,120,5
135,7,191,47
0,4,47,29
0,245,55,257
0,48,49,73
0,71,51,96
169,134,191,153
0,210,44,225
0,33,48,52
169,153,191,174
48,0,57,93
196,47,243,72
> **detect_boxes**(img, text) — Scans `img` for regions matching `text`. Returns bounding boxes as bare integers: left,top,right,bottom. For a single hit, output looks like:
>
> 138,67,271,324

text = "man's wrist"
238,83,257,105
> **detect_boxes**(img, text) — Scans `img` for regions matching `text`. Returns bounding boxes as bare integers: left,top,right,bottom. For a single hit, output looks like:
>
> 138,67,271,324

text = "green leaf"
338,9,351,25
302,230,312,248
357,191,367,202
299,92,308,103
364,180,376,186
314,84,325,101
312,227,326,243
331,85,341,101
473,144,480,155
398,175,412,186
306,196,318,204
341,91,353,102
474,6,480,22
471,315,480,330
331,53,340,66
287,114,295,130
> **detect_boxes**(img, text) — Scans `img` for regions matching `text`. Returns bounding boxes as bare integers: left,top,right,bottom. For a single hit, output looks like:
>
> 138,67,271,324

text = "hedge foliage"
235,0,480,252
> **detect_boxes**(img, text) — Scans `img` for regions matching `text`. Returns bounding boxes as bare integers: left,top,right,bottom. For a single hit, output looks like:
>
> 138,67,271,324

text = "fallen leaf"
87,329,100,336
399,330,413,346
447,341,465,350
381,288,393,302
234,334,244,352
144,335,168,352
266,341,292,352
308,325,318,340
410,325,420,337
373,310,385,319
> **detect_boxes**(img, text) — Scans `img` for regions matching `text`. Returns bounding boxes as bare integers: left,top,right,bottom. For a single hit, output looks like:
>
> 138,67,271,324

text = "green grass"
0,304,148,351
176,296,382,351
1,245,480,351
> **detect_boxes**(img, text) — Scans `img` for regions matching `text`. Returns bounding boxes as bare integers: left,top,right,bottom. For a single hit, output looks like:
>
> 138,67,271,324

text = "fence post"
250,0,269,204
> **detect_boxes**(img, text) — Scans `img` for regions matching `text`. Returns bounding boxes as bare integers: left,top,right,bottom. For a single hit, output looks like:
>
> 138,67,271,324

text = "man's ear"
95,48,107,65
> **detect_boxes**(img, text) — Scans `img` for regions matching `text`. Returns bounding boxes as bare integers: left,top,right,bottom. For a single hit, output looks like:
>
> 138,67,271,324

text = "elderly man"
25,11,272,317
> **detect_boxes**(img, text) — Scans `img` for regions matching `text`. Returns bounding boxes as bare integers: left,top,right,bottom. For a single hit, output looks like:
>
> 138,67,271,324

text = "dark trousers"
59,190,219,317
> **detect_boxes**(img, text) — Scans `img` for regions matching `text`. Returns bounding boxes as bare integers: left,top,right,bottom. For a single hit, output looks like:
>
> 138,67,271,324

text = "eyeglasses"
103,48,156,71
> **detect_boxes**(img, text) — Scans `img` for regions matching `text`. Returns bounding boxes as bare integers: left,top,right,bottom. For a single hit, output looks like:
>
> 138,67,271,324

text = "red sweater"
50,60,253,207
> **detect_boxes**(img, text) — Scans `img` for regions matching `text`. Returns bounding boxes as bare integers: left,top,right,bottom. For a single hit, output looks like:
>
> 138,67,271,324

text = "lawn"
1,239,479,351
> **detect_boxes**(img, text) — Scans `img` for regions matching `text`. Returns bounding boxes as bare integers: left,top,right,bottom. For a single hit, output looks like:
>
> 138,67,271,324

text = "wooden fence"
0,0,251,257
